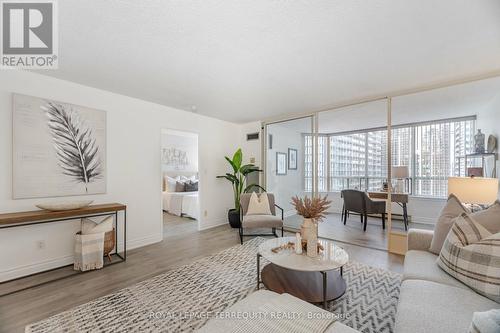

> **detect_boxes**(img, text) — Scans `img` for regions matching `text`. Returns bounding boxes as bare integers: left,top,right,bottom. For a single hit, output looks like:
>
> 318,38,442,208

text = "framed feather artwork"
12,94,106,198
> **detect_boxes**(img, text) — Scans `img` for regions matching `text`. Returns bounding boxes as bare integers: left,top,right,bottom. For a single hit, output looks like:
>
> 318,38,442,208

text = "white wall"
266,122,306,215
239,122,262,167
161,129,199,174
0,71,240,281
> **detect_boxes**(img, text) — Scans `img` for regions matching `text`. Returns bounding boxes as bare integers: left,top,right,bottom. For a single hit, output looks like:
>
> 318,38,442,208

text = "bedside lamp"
392,166,409,193
448,177,499,210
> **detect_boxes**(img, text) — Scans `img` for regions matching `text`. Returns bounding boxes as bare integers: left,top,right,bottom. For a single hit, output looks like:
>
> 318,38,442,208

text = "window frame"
304,115,476,198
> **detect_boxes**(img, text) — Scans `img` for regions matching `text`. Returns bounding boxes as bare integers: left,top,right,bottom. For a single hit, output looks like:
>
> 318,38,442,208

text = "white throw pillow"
165,176,179,192
246,192,272,216
469,309,500,333
81,215,114,235
180,175,197,182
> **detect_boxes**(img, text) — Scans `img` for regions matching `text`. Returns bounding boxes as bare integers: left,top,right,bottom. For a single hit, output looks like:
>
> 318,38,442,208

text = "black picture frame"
276,152,287,175
288,148,297,170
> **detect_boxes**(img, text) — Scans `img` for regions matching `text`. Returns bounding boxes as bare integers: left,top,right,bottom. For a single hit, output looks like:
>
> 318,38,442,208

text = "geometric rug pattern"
26,237,401,333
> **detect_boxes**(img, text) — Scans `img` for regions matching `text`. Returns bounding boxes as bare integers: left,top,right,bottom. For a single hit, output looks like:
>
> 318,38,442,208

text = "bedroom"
161,129,200,237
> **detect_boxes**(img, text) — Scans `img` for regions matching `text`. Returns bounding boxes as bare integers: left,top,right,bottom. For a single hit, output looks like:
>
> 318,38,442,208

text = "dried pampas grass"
291,195,331,222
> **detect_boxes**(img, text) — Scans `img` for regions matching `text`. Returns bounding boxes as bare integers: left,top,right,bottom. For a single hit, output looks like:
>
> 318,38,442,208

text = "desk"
368,192,409,231
0,203,126,296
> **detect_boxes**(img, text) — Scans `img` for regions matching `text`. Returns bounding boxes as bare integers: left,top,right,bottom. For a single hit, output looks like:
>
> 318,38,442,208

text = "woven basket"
104,228,115,262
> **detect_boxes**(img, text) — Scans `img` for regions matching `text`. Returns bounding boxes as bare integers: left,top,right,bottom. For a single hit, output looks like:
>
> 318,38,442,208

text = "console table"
0,203,126,296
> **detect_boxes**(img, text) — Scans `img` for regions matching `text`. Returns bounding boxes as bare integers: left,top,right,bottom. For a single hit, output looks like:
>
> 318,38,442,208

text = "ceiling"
39,0,500,123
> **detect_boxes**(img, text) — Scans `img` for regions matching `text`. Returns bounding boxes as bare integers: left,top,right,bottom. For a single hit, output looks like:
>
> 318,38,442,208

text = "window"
304,117,475,197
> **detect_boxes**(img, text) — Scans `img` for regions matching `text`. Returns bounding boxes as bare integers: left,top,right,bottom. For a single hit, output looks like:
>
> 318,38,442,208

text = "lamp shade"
448,177,499,205
392,166,409,179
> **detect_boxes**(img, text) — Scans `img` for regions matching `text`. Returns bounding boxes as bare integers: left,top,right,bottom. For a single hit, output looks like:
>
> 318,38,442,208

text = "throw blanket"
74,232,104,271
199,293,335,333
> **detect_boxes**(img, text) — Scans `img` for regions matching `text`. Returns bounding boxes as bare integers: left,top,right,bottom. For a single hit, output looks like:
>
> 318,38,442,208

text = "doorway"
161,129,200,238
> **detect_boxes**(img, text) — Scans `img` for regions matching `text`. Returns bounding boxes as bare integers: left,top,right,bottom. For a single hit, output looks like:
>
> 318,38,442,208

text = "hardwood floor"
285,213,433,250
0,222,404,333
163,212,198,237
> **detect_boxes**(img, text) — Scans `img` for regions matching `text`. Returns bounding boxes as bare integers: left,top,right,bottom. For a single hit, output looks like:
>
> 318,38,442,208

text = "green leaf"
216,175,236,184
225,173,239,184
240,164,261,176
225,156,238,173
244,184,266,193
232,149,242,170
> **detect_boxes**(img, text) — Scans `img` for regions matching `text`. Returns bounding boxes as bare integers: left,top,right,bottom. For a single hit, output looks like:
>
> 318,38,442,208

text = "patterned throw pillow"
437,213,500,302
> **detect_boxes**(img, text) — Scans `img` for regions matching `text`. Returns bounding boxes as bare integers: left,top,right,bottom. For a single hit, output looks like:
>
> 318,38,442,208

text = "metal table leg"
321,271,327,309
257,253,261,290
403,203,408,231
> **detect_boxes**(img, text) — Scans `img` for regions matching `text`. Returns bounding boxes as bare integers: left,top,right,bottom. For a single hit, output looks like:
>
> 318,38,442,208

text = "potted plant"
217,149,264,228
291,195,331,257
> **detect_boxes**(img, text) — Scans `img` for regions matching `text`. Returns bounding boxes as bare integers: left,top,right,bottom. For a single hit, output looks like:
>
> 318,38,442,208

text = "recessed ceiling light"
190,105,198,113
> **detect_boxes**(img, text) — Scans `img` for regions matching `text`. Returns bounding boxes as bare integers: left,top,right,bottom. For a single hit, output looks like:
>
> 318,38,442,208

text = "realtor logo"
1,0,58,68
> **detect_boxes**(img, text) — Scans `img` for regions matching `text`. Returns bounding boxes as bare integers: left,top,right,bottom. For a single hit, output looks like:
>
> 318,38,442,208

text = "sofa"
394,228,499,333
199,229,499,332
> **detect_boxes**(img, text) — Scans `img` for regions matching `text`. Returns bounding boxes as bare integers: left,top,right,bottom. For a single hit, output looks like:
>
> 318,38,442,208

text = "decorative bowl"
36,200,94,211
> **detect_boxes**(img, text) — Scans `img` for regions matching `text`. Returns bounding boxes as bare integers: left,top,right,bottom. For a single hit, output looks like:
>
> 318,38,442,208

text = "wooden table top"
0,203,126,226
368,191,409,203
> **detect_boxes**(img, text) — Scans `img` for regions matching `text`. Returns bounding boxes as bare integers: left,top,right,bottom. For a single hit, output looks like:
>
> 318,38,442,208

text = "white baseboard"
198,218,227,231
0,254,74,282
127,233,163,250
0,233,163,282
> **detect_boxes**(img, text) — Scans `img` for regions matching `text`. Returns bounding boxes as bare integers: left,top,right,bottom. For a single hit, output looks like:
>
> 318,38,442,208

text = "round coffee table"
257,237,349,308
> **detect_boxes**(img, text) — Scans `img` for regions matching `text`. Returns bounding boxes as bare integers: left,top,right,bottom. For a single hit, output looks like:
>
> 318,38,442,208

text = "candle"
295,232,302,254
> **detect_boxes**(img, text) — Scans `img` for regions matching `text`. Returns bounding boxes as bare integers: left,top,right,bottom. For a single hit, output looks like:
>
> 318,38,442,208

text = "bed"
162,191,199,220
162,172,200,220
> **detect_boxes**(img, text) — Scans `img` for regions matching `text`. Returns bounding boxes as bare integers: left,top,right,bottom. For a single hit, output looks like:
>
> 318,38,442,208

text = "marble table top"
258,236,349,272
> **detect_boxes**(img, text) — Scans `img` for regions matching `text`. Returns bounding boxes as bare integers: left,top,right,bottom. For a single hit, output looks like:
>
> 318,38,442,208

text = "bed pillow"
429,194,469,254
175,181,186,192
246,192,272,215
185,180,198,192
471,200,500,234
180,175,197,182
164,176,179,192
437,213,500,302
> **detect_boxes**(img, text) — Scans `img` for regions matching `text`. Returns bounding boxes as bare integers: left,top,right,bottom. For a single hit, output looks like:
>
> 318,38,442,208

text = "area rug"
26,238,402,333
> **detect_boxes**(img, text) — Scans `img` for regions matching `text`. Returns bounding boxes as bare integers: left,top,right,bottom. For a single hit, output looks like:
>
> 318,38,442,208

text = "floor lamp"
448,177,499,211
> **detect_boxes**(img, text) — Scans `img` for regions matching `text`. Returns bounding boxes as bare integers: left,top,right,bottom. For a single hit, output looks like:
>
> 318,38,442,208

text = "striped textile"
437,213,500,303
74,232,104,271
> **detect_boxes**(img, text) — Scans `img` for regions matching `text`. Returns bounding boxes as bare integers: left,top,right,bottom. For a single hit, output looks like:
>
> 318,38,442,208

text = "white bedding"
162,191,199,220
